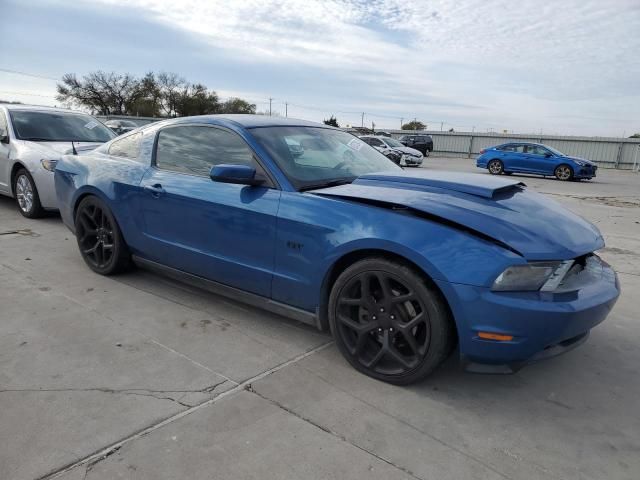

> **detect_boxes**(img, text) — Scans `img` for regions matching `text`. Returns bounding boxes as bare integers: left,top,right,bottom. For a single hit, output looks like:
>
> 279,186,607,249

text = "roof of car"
0,104,86,114
168,114,333,129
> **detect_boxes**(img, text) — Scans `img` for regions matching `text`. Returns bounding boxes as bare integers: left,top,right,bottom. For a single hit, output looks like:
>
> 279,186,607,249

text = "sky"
1,0,639,136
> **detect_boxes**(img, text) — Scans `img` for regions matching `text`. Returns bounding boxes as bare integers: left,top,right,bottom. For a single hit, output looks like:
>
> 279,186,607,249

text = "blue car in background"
477,142,598,181
54,116,619,384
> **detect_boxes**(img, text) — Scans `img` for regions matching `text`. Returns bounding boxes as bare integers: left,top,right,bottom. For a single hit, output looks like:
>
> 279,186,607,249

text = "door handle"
144,184,165,197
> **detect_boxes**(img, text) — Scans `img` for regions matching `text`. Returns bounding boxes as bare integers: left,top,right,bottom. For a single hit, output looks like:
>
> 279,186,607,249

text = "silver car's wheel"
13,169,44,218
16,175,33,213
554,164,573,181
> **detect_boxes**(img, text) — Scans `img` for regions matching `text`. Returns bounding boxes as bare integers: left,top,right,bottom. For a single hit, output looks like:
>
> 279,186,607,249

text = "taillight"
480,149,486,154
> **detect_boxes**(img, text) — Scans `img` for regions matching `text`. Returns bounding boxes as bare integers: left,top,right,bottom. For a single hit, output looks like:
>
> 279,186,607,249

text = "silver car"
359,135,424,167
0,104,115,217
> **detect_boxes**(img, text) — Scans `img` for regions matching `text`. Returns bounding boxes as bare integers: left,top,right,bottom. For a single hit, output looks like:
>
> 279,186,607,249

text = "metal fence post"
615,142,624,169
633,144,640,172
468,135,474,158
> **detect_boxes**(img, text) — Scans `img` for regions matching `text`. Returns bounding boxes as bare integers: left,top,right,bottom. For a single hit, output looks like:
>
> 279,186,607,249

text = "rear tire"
328,258,455,385
13,168,45,218
487,159,504,175
74,196,131,275
554,164,573,181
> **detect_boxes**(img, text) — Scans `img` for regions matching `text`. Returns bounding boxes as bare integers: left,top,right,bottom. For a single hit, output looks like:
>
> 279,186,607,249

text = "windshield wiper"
299,178,355,192
20,137,57,141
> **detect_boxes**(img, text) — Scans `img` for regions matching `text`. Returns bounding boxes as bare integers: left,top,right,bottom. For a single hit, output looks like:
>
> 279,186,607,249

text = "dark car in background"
104,119,138,136
399,134,433,156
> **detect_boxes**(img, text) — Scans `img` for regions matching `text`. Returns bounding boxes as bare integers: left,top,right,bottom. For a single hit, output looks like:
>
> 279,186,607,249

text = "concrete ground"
0,157,638,480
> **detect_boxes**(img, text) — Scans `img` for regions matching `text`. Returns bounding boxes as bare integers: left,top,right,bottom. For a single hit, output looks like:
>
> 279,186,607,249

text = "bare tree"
56,71,142,115
157,72,187,117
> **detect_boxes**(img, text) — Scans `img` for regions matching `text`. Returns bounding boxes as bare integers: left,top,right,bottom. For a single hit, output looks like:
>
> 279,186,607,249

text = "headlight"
574,160,587,166
492,261,573,291
41,159,58,171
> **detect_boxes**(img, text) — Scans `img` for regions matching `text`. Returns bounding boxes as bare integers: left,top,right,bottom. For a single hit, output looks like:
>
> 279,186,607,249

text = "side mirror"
0,129,8,144
544,153,553,158
210,164,264,186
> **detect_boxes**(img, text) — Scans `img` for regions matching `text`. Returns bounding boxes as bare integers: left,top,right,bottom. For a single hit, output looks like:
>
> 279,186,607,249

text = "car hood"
563,155,595,165
311,170,603,260
392,146,422,156
26,141,104,156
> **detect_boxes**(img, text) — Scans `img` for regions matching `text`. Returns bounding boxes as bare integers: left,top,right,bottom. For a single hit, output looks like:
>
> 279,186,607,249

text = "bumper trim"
461,331,590,374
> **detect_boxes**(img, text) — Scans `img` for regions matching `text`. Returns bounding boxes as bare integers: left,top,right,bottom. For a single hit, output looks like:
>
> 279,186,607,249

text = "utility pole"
472,126,475,133
400,118,404,130
285,102,288,117
269,97,273,116
361,112,364,128
440,121,443,131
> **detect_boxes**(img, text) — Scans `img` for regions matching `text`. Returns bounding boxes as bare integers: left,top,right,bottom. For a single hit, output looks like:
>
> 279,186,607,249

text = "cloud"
3,0,639,134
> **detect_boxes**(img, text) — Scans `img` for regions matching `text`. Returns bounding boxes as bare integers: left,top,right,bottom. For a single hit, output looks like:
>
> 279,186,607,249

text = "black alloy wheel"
75,196,130,275
329,258,455,384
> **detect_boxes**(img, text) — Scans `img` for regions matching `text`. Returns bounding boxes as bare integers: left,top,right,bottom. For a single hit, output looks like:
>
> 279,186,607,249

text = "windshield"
383,137,403,148
10,111,115,142
250,126,401,190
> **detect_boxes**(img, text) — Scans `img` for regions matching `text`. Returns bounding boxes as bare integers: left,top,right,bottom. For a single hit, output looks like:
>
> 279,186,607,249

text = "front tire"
13,168,45,218
328,258,455,385
554,164,573,181
74,196,131,275
487,159,504,175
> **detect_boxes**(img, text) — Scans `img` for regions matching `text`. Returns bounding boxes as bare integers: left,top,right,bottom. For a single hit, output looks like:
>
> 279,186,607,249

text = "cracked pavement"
1,157,639,480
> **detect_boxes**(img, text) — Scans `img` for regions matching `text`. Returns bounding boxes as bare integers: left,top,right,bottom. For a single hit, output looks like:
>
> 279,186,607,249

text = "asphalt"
0,157,638,480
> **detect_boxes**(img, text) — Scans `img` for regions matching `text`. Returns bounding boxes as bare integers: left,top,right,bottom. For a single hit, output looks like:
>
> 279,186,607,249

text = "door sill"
132,255,320,329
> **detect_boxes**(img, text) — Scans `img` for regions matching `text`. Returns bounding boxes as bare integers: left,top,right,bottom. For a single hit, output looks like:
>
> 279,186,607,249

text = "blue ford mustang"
476,142,598,180
54,116,619,384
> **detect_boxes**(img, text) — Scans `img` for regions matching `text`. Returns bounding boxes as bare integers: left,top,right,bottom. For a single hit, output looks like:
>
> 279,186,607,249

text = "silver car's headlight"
41,159,58,171
492,261,574,292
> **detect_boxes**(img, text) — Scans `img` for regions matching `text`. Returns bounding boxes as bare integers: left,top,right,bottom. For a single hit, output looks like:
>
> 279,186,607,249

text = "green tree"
323,115,339,127
175,83,219,116
630,133,640,138
401,120,426,130
220,97,256,114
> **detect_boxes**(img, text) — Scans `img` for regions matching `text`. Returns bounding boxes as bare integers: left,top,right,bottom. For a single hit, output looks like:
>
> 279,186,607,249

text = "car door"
0,109,11,193
502,144,528,172
368,137,386,152
524,145,555,174
136,124,281,298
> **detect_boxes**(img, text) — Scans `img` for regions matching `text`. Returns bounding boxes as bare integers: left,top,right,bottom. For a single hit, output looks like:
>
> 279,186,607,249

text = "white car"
360,135,424,167
0,104,115,217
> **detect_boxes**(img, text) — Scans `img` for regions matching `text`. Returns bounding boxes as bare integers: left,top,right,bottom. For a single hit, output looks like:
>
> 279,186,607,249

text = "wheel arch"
318,248,458,345
9,161,29,196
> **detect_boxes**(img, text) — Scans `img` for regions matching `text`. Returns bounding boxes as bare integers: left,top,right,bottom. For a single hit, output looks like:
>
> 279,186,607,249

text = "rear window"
108,132,143,160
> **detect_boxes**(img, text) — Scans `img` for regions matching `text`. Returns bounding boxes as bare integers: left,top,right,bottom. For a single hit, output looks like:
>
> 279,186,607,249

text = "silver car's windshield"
383,137,403,148
250,126,401,190
10,111,115,142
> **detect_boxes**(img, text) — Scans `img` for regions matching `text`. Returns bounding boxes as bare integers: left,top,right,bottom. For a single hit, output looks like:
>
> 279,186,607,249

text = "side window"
360,137,372,145
108,132,142,160
155,125,255,176
529,146,548,156
500,144,516,152
513,145,526,153
369,138,384,147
